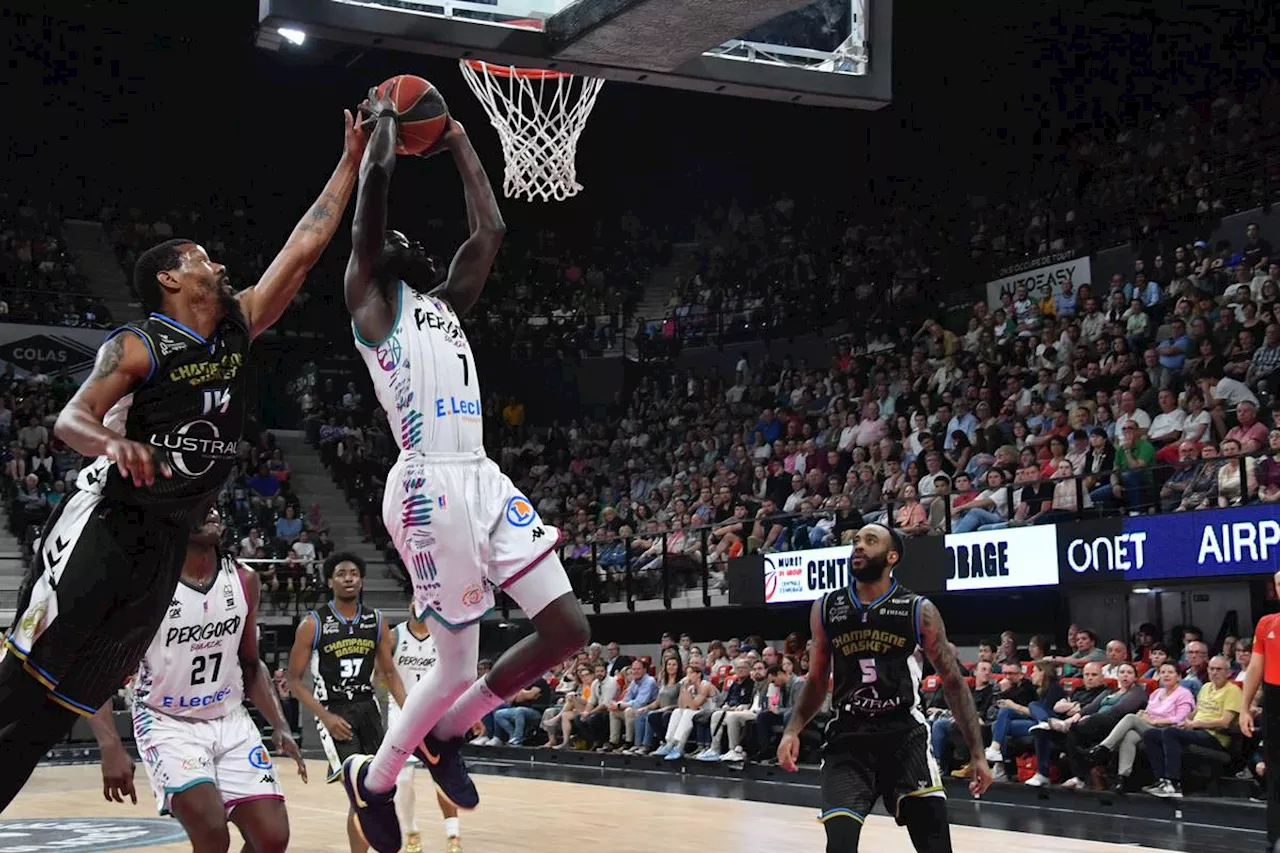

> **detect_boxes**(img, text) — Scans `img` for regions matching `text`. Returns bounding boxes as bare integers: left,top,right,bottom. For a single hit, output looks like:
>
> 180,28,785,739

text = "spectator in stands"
752,662,800,763
1180,641,1210,692
717,659,770,764
698,657,752,761
985,661,1061,775
545,662,595,749
1043,629,1106,675
1086,662,1195,793
275,504,303,543
1101,641,1130,679
931,660,995,774
1089,421,1155,512
1215,438,1258,507
1142,655,1242,798
654,663,717,759
1140,644,1171,679
247,462,281,499
494,675,552,746
1052,663,1146,789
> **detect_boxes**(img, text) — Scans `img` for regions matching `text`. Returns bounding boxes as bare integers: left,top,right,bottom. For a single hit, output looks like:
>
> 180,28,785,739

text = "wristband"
375,110,400,123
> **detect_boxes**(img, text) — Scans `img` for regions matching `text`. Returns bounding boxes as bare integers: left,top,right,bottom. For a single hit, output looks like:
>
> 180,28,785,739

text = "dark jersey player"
337,88,589,853
288,553,405,853
778,524,992,852
0,110,369,812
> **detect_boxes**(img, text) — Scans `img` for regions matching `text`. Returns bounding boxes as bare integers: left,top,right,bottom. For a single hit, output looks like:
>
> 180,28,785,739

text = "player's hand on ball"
274,728,309,783
343,108,370,163
416,118,465,159
322,710,354,742
968,756,993,798
776,732,801,772
100,744,137,805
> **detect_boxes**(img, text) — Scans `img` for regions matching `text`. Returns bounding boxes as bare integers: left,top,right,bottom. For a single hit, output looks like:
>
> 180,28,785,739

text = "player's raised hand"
274,728,309,783
415,118,466,160
343,108,370,163
967,756,993,798
100,744,137,804
776,731,801,772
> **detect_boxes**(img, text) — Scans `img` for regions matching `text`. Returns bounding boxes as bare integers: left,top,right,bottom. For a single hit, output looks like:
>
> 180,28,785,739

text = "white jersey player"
386,615,460,853
94,510,305,852
340,104,589,848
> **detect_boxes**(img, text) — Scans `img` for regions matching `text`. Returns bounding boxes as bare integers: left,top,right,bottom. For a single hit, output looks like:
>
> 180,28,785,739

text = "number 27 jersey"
354,281,483,455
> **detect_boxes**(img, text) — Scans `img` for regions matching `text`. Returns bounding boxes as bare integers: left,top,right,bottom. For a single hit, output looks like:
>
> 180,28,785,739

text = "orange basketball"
371,74,449,155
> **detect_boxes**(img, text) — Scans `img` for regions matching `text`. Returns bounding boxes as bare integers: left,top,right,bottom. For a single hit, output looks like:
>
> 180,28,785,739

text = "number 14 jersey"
354,281,483,455
133,554,249,721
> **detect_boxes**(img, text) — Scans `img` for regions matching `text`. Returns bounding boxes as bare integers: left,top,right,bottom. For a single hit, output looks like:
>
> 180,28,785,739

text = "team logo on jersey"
408,529,436,551
411,552,438,583
247,745,273,770
400,410,424,447
157,333,187,356
150,419,238,478
376,337,402,371
505,496,535,527
168,599,182,619
461,584,486,608
402,495,434,528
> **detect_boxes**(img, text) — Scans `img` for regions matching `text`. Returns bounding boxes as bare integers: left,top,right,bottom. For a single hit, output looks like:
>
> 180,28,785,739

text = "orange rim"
463,58,572,80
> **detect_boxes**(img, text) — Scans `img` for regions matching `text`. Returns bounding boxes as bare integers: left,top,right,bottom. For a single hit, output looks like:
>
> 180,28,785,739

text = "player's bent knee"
822,813,863,853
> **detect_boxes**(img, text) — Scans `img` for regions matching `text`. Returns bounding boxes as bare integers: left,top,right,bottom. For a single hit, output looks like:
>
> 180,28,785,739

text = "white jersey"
133,553,248,721
354,281,484,455
390,621,439,687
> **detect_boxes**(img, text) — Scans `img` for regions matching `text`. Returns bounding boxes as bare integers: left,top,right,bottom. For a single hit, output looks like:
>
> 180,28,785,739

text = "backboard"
258,0,892,109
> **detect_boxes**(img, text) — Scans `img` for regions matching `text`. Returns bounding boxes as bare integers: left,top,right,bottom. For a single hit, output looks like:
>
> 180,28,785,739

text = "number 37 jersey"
133,554,249,721
354,281,483,455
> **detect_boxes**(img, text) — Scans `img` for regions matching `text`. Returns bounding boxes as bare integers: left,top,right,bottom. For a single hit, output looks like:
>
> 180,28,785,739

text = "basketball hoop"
459,57,604,203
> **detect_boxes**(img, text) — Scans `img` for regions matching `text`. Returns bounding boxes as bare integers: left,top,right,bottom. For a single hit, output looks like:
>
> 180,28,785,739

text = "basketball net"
459,58,604,203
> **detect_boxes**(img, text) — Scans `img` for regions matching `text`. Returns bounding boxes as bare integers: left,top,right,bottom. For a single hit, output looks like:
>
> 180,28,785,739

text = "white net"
459,59,605,203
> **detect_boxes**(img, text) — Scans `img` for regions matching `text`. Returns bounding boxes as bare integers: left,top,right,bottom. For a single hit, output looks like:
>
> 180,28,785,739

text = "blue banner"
1060,505,1280,583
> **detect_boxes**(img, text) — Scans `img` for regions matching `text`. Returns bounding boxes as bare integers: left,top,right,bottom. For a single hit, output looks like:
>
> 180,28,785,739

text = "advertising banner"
1060,505,1280,583
984,253,1092,311
0,324,108,380
943,525,1060,592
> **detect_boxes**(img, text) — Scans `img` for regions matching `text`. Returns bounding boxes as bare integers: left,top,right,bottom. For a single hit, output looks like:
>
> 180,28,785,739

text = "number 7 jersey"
133,554,249,720
354,282,484,454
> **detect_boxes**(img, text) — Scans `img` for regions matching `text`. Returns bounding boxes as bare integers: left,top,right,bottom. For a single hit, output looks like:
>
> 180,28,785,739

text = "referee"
1241,569,1280,853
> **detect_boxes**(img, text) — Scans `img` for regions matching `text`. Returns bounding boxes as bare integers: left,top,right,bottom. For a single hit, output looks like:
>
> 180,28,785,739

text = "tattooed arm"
920,598,993,796
237,110,368,339
777,598,832,771
53,331,163,486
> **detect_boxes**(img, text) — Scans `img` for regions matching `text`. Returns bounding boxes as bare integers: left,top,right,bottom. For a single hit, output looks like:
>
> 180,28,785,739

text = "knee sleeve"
394,765,418,834
900,796,952,853
822,813,863,853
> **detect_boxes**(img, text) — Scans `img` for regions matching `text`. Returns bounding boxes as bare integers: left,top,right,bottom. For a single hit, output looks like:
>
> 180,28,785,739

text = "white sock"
444,817,460,838
435,676,504,740
394,766,418,836
366,622,478,793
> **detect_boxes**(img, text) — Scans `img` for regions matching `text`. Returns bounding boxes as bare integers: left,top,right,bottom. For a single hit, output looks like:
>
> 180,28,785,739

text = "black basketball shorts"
820,723,945,826
318,698,386,782
4,490,187,716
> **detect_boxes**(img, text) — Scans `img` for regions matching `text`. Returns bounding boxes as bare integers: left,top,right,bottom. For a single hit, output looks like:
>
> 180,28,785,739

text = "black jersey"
75,310,251,526
310,602,382,705
822,580,926,740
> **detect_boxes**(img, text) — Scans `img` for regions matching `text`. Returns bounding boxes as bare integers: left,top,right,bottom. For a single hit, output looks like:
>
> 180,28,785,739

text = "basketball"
370,74,449,155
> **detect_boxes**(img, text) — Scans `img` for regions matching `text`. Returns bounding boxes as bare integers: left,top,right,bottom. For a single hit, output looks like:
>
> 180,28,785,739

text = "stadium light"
278,27,306,46
1132,586,1153,594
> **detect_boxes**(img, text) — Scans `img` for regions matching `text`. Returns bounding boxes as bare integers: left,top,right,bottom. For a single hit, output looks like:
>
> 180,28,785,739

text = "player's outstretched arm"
920,599,992,796
344,91,400,341
239,567,307,779
237,110,368,340
54,331,167,486
778,598,831,771
431,123,505,316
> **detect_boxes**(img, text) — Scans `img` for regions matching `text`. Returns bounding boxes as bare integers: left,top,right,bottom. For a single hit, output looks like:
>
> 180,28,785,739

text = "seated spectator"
716,659,771,764
1175,443,1222,511
494,675,552,746
604,659,658,753
1140,643,1172,679
1052,663,1146,789
631,655,683,755
545,662,595,748
266,448,291,482
275,504,303,543
1216,438,1258,507
1101,640,1130,679
571,661,620,748
698,657,755,760
930,660,995,773
290,530,317,570
1026,661,1110,784
653,663,717,759
984,661,1060,774
1085,662,1196,792
1042,628,1106,675
1089,421,1155,512
1180,641,1211,692
1141,655,1241,798
247,462,281,498
752,662,801,763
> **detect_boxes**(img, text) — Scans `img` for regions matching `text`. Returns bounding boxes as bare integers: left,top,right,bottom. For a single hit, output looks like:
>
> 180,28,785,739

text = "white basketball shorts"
383,450,571,627
133,703,284,816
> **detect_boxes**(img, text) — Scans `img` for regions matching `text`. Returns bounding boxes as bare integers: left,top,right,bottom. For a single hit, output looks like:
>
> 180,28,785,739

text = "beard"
853,552,890,583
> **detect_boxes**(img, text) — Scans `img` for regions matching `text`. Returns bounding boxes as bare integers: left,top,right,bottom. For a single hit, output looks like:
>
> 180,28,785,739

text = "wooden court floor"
4,761,1181,853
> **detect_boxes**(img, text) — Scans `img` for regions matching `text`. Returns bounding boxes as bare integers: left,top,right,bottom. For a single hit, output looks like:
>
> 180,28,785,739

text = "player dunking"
0,111,368,811
93,508,306,852
338,88,589,852
287,554,405,853
777,524,992,852
386,613,461,853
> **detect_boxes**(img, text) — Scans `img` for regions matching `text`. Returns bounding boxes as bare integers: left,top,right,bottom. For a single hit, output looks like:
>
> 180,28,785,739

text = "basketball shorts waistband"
398,449,488,464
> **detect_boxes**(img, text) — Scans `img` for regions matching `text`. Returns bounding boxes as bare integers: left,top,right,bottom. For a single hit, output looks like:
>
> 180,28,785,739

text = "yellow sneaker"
949,764,970,779
446,836,462,853
403,831,422,853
